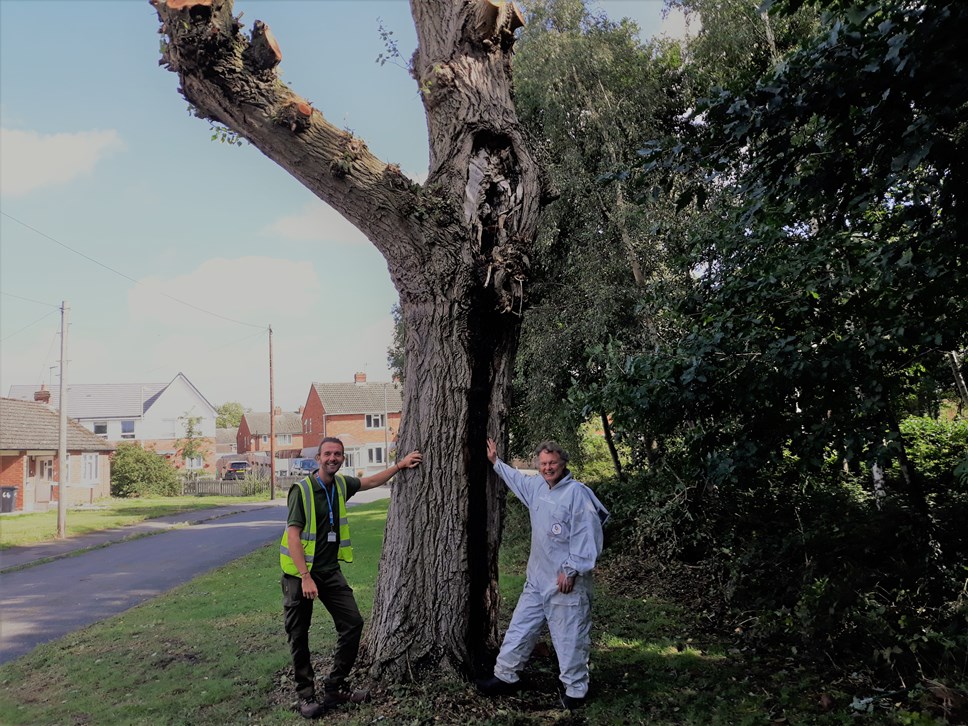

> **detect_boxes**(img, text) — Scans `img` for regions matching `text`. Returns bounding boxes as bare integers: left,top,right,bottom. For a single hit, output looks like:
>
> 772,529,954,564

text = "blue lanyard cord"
315,475,337,529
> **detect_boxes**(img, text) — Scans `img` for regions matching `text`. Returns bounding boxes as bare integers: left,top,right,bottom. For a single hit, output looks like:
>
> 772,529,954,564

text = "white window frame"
120,420,136,439
365,414,384,430
184,456,204,470
367,445,385,465
276,433,292,445
82,453,99,482
93,421,108,439
343,450,356,469
261,434,269,444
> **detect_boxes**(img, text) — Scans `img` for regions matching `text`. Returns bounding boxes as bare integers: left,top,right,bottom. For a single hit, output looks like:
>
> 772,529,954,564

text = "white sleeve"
561,492,606,577
493,458,536,508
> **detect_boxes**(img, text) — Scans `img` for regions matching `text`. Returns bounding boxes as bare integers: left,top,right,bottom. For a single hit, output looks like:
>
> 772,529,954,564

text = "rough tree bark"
153,0,544,680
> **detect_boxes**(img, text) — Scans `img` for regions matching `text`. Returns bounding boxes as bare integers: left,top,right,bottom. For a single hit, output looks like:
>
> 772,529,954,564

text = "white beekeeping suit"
491,457,609,700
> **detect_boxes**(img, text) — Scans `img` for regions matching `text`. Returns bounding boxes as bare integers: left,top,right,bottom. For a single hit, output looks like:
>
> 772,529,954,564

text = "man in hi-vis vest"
281,436,422,719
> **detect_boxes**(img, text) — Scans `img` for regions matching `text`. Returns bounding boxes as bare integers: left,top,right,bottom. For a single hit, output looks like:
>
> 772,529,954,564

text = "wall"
0,455,26,511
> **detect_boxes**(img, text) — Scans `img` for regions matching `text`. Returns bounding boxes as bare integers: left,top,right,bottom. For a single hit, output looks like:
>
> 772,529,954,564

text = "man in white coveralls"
477,438,609,711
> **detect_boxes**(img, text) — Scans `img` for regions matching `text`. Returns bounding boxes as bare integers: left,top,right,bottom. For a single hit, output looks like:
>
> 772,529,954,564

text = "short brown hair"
317,437,345,455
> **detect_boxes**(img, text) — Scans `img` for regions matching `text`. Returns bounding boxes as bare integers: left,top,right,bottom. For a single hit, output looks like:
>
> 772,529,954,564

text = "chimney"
273,406,282,415
297,405,304,414
34,385,51,404
354,372,367,385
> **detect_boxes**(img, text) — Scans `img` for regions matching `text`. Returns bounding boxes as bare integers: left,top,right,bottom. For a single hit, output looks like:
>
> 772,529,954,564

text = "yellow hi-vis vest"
280,474,353,575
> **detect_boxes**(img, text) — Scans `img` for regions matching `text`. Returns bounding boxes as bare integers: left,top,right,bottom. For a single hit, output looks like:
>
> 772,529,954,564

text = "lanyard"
315,475,337,531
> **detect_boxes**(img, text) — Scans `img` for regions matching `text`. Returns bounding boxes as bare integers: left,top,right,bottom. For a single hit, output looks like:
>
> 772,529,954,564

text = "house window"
261,435,269,444
40,459,54,481
121,420,135,439
365,414,384,430
367,446,385,465
276,433,292,445
184,456,203,470
82,453,99,482
93,422,108,439
343,451,355,469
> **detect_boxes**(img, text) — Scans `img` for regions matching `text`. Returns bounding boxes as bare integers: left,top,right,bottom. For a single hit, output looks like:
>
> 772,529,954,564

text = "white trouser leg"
493,588,546,684
547,593,592,698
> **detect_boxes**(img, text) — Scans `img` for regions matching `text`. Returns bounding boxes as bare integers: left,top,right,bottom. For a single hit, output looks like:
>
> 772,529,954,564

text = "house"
0,397,115,512
7,373,219,475
215,427,238,454
237,408,304,459
300,372,404,476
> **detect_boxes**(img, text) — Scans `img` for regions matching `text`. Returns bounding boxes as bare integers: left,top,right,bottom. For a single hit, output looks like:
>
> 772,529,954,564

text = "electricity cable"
1,211,267,330
0,308,59,343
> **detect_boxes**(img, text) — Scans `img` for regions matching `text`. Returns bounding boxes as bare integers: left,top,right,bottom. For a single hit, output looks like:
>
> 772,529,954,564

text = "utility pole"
269,325,275,500
57,301,69,539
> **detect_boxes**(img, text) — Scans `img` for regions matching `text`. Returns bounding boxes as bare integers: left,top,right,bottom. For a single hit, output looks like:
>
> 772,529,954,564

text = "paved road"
0,487,391,665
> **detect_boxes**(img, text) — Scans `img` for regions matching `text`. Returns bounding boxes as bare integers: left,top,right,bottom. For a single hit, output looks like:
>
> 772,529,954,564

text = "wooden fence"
182,476,303,497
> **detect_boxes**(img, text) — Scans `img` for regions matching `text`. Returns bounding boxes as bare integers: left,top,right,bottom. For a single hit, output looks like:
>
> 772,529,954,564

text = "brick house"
237,408,304,458
7,373,219,476
300,373,403,476
0,397,115,512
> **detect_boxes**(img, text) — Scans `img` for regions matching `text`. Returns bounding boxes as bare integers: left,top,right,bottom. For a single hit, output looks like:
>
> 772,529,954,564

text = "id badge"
327,531,338,543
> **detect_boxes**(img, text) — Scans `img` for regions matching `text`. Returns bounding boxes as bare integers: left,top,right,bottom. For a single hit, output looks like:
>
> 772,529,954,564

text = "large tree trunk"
153,0,543,680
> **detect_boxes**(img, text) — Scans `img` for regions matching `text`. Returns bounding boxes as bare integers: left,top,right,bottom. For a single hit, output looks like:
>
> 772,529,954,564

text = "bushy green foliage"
110,443,180,498
897,416,968,488
595,419,968,683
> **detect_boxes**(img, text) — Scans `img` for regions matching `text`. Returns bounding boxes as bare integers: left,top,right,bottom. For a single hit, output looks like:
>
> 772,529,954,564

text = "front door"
33,457,53,509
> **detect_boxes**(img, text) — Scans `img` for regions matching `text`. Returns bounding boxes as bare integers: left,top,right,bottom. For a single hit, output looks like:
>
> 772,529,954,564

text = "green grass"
0,500,942,725
0,494,273,549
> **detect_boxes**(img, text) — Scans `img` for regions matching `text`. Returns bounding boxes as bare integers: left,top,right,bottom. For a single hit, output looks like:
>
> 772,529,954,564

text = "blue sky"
0,0,686,413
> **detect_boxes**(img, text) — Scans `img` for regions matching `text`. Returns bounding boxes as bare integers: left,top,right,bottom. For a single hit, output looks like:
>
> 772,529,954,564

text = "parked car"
222,461,251,481
289,458,317,477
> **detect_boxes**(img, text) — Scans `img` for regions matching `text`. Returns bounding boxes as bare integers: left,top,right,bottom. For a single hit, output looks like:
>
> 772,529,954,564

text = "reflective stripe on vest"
280,474,353,575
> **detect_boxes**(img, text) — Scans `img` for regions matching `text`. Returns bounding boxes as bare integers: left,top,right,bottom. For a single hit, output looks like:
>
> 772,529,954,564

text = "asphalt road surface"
0,488,389,664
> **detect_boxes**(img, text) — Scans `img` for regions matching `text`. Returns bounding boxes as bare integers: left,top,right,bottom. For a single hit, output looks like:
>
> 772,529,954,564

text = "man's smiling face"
317,441,344,476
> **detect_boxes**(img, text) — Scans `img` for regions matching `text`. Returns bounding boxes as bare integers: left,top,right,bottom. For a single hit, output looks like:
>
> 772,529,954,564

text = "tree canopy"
215,401,247,429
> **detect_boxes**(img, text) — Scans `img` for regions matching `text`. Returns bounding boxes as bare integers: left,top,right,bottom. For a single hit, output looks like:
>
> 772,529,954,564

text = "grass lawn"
0,495,274,549
0,500,934,724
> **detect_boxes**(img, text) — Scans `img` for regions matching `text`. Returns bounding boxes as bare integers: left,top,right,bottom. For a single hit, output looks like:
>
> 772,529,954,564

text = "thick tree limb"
153,0,421,269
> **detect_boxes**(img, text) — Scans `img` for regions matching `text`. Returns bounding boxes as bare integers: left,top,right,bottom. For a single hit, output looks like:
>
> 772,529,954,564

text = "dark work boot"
321,687,370,708
475,675,520,696
298,696,326,719
559,692,586,711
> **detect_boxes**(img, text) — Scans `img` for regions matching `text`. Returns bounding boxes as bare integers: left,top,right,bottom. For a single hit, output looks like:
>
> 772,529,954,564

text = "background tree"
215,401,247,429
509,0,688,467
596,0,968,679
176,413,208,480
153,0,546,679
386,304,406,385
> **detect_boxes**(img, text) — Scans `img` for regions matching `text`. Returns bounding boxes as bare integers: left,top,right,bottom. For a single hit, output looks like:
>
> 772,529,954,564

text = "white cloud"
127,256,320,327
263,200,369,245
0,127,125,196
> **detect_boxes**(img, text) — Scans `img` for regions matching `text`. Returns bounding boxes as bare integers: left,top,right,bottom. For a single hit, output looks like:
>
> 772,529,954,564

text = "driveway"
0,487,391,665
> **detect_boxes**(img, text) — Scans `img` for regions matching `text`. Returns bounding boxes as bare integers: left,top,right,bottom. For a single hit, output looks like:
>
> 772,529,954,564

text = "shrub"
111,443,181,497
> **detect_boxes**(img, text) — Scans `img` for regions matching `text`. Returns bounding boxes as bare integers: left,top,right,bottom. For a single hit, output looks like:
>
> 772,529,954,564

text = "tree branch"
153,0,421,264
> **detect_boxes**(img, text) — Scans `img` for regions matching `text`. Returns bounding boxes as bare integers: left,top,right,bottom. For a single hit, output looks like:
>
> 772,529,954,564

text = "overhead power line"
1,211,267,330
0,308,59,343
0,291,60,308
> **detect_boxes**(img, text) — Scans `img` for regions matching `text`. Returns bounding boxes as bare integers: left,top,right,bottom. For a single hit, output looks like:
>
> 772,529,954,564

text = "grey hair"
534,440,569,464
